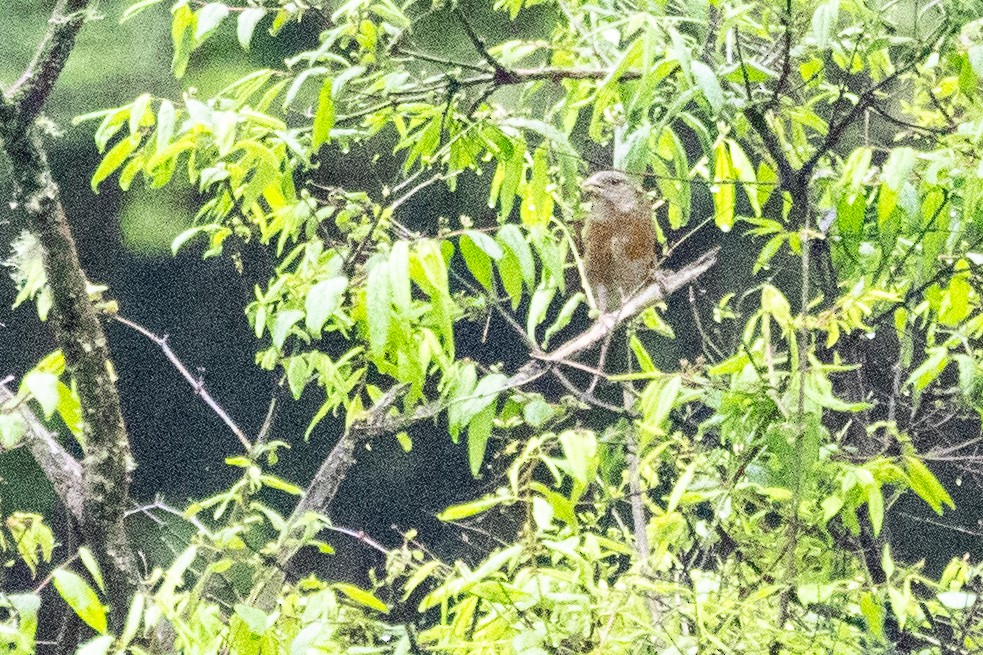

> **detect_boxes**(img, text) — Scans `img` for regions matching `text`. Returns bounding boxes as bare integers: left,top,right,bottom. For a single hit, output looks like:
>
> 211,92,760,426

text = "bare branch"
0,126,137,622
0,380,83,521
0,2,138,616
6,0,91,128
541,249,720,365
453,7,521,85
113,315,253,451
744,107,797,195
800,43,944,180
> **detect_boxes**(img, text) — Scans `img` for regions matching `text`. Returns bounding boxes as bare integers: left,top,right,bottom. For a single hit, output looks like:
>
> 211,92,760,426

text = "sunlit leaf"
238,8,267,50
52,570,107,634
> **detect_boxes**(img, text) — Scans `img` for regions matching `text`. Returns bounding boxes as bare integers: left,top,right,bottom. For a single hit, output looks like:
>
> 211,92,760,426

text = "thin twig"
113,315,253,451
551,367,628,414
322,524,389,555
395,47,490,72
453,7,520,84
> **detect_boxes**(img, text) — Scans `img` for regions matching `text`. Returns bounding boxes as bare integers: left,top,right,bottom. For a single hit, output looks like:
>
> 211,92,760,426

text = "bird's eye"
612,178,623,185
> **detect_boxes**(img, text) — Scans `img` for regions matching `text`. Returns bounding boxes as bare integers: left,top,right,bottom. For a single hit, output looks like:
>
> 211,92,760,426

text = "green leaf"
285,356,310,398
531,482,578,529
666,460,697,514
366,262,392,360
460,231,502,293
52,570,107,634
727,139,759,217
77,547,104,593
860,592,885,638
558,429,597,487
170,4,194,78
22,371,58,418
333,583,389,613
289,624,321,655
881,147,916,191
501,117,574,156
195,3,229,40
866,481,884,536
490,141,526,219
305,277,347,334
531,228,565,291
497,224,535,287
497,250,523,309
691,61,723,113
91,135,141,192
438,494,507,521
118,593,145,650
543,292,584,348
754,234,785,273
906,346,948,391
969,45,983,78
233,603,269,635
456,373,507,437
311,79,335,151
156,99,175,153
712,140,735,231
410,240,454,355
903,455,955,514
756,161,777,209
526,285,555,342
630,335,657,373
388,240,411,315
271,309,304,350
0,414,26,449
468,402,495,477
129,93,151,135
811,0,839,49
522,397,555,427
237,8,267,50
463,230,504,261
284,67,327,110
722,60,776,84
938,590,977,610
639,375,681,440
159,545,197,599
260,474,304,495
520,145,554,227
447,363,477,440
654,126,691,228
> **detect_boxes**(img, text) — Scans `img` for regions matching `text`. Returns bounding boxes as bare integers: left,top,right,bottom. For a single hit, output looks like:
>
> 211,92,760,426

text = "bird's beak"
583,181,602,198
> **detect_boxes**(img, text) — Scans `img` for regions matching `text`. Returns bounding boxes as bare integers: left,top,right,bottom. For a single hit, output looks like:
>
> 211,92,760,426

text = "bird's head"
583,170,645,217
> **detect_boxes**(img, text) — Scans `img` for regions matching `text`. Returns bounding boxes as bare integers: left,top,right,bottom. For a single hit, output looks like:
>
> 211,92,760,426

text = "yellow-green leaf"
332,583,389,613
52,570,107,634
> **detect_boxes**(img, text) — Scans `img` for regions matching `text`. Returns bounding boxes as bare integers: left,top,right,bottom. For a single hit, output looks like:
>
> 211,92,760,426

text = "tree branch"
743,108,797,196
0,0,136,626
5,0,90,129
0,379,83,521
540,248,719,365
453,7,521,85
247,248,718,609
113,315,253,451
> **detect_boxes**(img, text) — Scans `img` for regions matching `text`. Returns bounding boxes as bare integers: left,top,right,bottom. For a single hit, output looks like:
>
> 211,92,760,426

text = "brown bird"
582,170,659,312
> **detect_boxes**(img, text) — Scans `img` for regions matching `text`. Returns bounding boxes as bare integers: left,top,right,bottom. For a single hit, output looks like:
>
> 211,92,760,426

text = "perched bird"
582,170,659,312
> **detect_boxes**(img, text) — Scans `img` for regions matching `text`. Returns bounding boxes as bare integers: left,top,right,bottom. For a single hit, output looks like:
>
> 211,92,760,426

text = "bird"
582,170,659,313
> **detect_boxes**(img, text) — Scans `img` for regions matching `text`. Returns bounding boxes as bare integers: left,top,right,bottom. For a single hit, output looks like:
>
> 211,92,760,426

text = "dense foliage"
6,0,983,653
